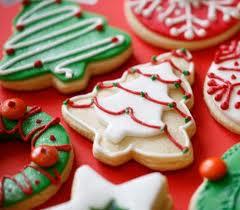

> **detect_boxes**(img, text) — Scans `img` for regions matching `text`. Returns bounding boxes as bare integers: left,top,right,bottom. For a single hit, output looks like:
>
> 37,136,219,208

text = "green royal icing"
90,200,128,210
0,109,71,207
0,0,131,83
196,144,240,210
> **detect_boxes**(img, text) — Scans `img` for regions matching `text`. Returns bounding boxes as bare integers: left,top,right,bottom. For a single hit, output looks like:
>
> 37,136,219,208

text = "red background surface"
0,1,240,210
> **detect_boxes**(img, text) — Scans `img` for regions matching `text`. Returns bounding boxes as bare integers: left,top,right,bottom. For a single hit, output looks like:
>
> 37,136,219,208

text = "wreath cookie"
0,0,132,94
62,49,196,171
46,165,172,210
0,98,73,210
204,39,240,134
125,0,240,50
189,143,240,210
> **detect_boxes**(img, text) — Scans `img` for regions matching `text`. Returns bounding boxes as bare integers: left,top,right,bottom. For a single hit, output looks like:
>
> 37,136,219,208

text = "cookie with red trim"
0,0,132,94
189,144,240,210
0,98,73,209
62,49,196,171
204,39,240,134
125,0,240,50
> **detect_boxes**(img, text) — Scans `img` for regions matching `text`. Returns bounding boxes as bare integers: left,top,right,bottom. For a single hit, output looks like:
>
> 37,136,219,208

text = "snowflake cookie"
46,165,172,210
189,143,240,210
62,49,196,171
125,0,240,50
204,39,240,134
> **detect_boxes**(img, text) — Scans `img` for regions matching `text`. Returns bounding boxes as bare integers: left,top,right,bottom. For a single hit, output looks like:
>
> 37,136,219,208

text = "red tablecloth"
0,1,240,210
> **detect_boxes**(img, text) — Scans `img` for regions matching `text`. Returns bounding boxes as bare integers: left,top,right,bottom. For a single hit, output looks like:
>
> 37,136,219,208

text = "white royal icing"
45,165,171,210
0,0,126,78
128,0,240,39
95,62,179,144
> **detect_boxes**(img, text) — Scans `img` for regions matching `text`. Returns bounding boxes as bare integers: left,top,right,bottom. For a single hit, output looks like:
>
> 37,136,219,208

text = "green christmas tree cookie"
0,0,132,93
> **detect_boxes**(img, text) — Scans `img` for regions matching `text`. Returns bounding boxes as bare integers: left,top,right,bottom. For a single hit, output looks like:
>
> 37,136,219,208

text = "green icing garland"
90,199,128,210
0,0,131,83
0,106,72,207
196,143,240,210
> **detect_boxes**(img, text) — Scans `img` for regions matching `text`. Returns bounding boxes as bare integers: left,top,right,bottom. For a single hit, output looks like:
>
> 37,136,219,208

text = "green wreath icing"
0,106,72,208
195,143,240,210
0,0,131,83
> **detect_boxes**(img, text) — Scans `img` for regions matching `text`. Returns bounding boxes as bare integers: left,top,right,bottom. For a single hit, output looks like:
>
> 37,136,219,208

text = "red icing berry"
31,146,59,168
214,93,223,101
22,0,30,6
231,74,237,80
208,72,215,78
0,98,27,120
234,61,239,66
96,24,104,31
199,157,227,181
16,24,25,31
75,11,82,18
235,102,240,109
36,119,42,124
207,79,217,86
50,135,56,141
111,37,119,43
35,180,40,185
6,48,15,55
34,60,43,68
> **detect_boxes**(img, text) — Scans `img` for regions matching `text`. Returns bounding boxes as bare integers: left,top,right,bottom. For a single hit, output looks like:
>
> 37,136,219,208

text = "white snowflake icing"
129,0,240,39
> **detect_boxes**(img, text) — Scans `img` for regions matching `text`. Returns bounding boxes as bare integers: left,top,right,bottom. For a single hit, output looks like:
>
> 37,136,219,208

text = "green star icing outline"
0,0,131,83
90,199,128,210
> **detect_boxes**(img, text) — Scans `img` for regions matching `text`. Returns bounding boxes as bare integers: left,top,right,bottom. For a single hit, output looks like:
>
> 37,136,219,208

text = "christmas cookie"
125,0,240,50
62,49,196,171
0,0,132,94
0,98,73,209
204,39,240,134
189,143,240,210
46,165,172,210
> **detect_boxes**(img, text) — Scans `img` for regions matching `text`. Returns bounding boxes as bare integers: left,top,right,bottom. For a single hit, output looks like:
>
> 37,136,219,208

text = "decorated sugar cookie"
125,0,240,50
0,98,73,209
62,49,196,171
189,143,240,210
46,165,172,210
0,0,132,94
204,39,240,134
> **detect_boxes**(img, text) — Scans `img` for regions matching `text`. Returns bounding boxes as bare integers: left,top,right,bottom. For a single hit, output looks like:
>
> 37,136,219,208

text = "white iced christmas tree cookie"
62,49,196,170
204,39,240,134
125,0,240,50
46,165,172,210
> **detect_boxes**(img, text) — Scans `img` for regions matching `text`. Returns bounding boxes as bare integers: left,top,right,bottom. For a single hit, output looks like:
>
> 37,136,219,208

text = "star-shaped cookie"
46,165,172,210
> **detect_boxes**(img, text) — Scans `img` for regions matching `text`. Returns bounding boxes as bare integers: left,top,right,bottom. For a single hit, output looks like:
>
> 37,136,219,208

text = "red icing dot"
214,94,222,101
50,135,56,141
208,73,215,78
36,119,42,124
231,74,237,80
22,0,30,6
111,37,119,43
0,98,27,120
31,146,59,168
16,24,25,31
34,60,43,68
207,87,215,95
6,48,15,55
96,24,104,31
55,0,62,3
199,157,227,181
35,180,40,186
234,61,239,66
75,11,82,18
235,102,240,109
220,101,229,110
237,90,240,95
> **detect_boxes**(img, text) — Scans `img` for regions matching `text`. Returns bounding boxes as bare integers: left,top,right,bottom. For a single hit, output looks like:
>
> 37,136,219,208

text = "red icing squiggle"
207,73,240,110
0,106,71,207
